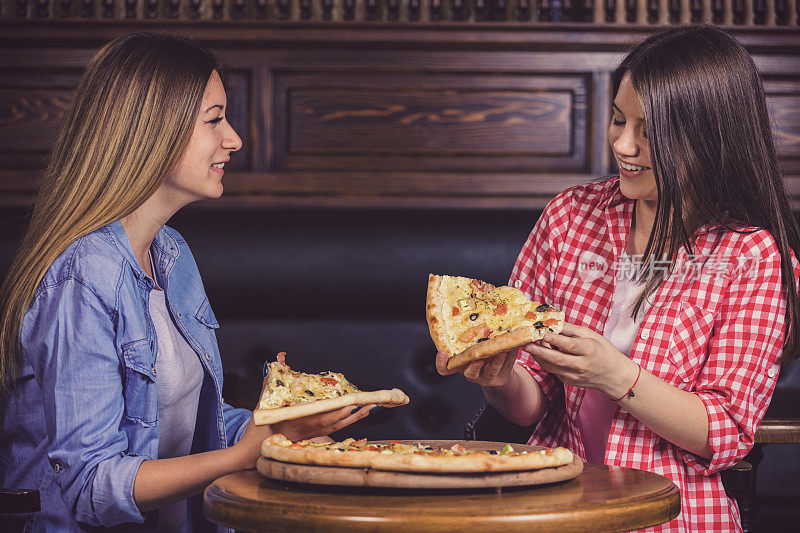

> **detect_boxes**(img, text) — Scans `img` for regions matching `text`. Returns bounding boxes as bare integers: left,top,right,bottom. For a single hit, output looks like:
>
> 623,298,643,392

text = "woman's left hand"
522,322,638,399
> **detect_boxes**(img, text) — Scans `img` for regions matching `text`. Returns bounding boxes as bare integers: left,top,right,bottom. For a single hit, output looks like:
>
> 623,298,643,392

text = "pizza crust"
369,446,574,473
253,388,409,426
261,435,575,473
446,322,563,370
426,274,453,354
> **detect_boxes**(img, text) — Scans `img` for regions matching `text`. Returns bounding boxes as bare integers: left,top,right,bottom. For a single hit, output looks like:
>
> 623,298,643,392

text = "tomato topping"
544,318,559,327
494,304,508,316
366,445,381,451
449,443,467,453
353,438,367,447
451,306,461,316
390,440,403,445
289,443,304,449
525,311,537,320
320,377,338,386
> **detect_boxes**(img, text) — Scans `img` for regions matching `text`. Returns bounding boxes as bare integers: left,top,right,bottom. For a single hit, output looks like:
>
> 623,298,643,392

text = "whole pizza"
426,274,565,369
261,434,575,473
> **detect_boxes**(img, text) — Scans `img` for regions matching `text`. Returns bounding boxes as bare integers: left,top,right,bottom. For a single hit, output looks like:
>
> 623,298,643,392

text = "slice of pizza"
253,352,409,426
426,274,565,370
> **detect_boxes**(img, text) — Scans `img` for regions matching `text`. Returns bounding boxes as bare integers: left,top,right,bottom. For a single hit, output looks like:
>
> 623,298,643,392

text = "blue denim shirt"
0,220,251,531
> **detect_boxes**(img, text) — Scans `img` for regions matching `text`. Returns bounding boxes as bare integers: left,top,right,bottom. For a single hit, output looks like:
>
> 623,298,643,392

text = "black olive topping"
305,390,315,396
477,337,490,342
276,380,285,387
536,304,551,312
534,321,546,329
469,313,479,321
488,450,498,455
548,328,555,333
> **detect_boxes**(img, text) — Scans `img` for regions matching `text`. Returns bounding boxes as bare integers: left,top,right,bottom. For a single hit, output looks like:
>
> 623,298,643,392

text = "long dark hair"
616,25,800,363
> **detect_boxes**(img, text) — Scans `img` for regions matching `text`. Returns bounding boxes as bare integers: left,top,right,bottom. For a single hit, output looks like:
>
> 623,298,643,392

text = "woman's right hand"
231,405,375,470
435,350,517,388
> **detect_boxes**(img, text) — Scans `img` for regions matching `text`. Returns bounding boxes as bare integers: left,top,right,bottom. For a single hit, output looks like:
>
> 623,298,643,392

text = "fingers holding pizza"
521,322,638,399
233,404,377,469
435,349,516,388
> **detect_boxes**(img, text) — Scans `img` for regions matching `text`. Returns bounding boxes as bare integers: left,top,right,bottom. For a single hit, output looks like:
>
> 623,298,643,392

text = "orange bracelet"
612,363,641,402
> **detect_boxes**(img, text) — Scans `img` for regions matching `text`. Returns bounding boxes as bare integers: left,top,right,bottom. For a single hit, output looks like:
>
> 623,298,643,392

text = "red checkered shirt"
511,176,799,532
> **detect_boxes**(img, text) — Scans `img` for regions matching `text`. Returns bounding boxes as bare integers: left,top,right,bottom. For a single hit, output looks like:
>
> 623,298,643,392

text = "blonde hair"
0,33,223,403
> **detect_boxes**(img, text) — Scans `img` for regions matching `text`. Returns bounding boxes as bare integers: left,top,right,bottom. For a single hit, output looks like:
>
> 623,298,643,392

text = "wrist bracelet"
612,363,641,402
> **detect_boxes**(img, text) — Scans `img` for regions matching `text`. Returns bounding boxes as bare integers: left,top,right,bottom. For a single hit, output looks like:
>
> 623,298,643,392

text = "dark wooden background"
1,20,799,209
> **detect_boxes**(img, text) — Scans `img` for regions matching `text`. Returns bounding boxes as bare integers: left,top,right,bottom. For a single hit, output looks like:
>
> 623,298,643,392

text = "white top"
147,257,204,531
576,251,650,464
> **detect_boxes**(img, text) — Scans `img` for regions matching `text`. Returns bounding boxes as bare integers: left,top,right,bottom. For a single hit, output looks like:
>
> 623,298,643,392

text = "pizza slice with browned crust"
426,274,565,370
254,352,409,425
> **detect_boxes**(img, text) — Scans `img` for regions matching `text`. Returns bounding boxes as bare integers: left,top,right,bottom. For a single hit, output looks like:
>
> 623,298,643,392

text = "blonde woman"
0,33,373,531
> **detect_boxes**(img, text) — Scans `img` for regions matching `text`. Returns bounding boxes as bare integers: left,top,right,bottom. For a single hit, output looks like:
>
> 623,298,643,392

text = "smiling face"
162,70,242,205
608,74,658,205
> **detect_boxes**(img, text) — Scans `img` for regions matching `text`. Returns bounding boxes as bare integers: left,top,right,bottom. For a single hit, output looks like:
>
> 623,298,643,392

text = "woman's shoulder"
700,226,782,257
546,176,622,214
539,176,622,232
36,225,125,301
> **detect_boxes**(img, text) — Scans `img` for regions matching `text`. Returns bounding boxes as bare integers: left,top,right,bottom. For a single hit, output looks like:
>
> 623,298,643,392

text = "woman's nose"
224,122,243,152
612,125,639,157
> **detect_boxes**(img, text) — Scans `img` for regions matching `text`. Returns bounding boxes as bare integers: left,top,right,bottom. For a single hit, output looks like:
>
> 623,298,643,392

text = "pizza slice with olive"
253,352,409,425
426,274,565,370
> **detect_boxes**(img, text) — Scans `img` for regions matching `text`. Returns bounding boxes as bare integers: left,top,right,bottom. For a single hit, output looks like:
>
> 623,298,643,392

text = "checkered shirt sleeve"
680,231,790,475
510,188,575,448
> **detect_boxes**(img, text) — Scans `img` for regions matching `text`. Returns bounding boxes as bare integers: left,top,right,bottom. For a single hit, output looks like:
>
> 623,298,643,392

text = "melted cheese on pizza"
437,275,561,354
258,362,360,410
268,434,555,457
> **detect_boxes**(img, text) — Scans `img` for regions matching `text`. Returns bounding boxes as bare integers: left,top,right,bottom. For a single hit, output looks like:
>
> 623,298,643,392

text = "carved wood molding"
0,22,798,209
2,0,798,25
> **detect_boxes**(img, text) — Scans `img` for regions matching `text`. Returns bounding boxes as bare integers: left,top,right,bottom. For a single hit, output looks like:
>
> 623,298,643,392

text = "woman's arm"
133,404,374,512
435,351,547,427
524,325,712,459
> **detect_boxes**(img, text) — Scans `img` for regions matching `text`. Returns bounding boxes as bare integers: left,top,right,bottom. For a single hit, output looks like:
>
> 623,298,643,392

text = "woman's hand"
435,350,517,388
231,404,375,470
522,322,638,399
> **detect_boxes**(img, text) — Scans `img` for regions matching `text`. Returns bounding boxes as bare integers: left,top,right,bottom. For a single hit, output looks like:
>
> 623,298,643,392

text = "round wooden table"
204,463,680,532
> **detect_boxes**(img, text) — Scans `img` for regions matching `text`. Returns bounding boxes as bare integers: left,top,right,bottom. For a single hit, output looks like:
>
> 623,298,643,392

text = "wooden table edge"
203,469,681,533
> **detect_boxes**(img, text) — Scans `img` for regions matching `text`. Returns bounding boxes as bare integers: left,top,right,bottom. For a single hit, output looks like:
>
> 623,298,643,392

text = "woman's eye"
207,117,224,125
611,118,625,126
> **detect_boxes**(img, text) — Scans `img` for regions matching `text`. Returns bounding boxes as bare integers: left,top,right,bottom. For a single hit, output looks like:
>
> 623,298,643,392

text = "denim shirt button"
53,462,62,473
151,366,157,376
205,353,211,361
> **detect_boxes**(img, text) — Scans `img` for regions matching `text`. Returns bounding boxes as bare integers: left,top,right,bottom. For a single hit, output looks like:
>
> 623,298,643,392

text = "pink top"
576,251,645,464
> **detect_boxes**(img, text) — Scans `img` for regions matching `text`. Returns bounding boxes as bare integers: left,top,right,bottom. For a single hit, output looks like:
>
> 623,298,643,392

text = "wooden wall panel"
0,24,798,208
0,70,81,179
766,78,800,176
272,72,588,173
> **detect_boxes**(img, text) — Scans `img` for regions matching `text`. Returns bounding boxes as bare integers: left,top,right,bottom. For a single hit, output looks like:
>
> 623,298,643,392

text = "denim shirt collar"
102,220,180,283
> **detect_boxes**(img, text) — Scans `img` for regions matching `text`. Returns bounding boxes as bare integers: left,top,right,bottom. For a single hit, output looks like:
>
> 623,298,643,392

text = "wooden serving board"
257,440,583,489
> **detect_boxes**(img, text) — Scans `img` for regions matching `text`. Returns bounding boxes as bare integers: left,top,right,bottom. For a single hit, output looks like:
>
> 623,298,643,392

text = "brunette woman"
438,25,800,531
0,33,373,531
